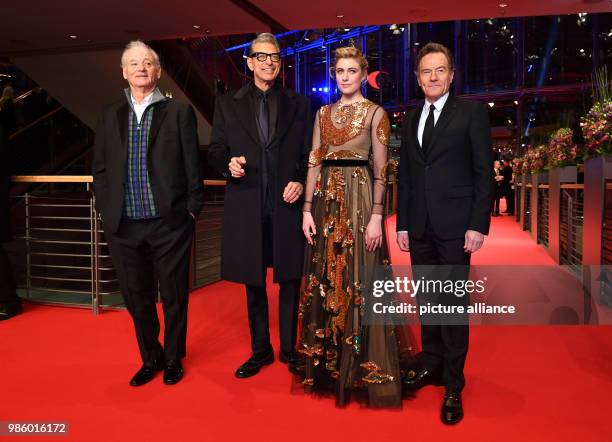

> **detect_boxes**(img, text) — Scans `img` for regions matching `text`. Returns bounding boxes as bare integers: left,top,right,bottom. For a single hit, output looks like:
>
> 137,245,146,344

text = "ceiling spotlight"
337,14,344,19
69,35,78,39
344,27,350,32
389,24,398,30
488,102,495,107
193,25,201,29
498,2,508,8
514,100,519,105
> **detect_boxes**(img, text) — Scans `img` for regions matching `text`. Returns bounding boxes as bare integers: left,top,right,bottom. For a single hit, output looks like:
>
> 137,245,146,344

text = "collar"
124,87,167,107
251,81,280,99
423,92,450,112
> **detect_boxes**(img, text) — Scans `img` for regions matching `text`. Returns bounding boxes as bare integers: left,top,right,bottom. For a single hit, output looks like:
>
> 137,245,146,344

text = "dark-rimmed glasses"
250,52,281,63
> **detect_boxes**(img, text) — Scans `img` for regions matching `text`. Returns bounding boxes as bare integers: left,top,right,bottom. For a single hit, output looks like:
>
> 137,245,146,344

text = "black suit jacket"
208,83,311,286
397,95,493,240
92,96,204,234
0,118,12,243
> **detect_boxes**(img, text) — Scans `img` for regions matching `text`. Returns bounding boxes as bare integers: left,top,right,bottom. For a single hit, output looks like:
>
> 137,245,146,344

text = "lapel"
231,83,262,147
272,87,298,147
411,103,424,162
116,101,129,154
426,95,458,158
148,100,168,149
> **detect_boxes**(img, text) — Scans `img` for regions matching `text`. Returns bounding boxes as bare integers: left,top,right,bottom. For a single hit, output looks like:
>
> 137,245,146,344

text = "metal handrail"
9,176,226,314
12,176,227,186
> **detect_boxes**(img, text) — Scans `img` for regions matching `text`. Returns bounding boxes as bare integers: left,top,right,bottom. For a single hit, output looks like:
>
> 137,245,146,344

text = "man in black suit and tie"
93,40,204,386
492,160,504,216
396,42,492,424
208,33,311,378
501,159,514,215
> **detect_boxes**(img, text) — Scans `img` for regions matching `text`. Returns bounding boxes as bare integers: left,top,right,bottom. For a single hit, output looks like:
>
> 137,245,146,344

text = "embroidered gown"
298,100,413,408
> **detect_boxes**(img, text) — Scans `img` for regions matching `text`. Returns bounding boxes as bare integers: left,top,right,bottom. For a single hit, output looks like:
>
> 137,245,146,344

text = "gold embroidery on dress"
324,150,364,160
379,163,388,181
376,111,390,146
360,361,395,384
298,100,401,393
308,148,325,167
320,101,375,148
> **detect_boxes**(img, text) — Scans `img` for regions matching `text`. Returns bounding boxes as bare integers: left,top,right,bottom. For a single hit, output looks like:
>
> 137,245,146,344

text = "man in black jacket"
93,41,204,386
396,42,492,424
0,96,22,321
208,33,311,378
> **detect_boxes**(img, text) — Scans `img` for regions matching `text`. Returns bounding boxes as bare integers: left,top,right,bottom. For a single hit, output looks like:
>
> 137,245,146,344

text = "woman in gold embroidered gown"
298,47,413,408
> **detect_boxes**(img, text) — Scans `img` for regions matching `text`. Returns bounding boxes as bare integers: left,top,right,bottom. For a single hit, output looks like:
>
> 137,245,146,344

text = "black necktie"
422,104,435,155
258,92,269,146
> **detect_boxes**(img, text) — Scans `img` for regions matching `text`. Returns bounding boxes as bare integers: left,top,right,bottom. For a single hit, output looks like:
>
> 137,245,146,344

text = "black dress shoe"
441,391,464,425
0,301,22,321
129,360,164,387
235,351,274,378
163,360,184,385
403,368,442,389
279,350,303,374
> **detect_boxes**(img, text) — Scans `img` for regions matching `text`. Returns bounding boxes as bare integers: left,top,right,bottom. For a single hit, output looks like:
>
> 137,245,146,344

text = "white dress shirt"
417,92,450,147
131,91,154,124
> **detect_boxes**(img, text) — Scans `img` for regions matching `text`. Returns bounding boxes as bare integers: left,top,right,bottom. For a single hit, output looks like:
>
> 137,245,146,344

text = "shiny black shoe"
129,360,164,387
235,351,274,378
163,360,184,385
0,301,22,321
279,350,303,375
441,391,464,425
403,368,442,389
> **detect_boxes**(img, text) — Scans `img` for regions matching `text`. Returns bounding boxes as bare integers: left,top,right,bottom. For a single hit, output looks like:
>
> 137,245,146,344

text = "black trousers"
492,188,501,215
105,217,194,364
0,244,19,305
504,186,515,214
409,219,471,393
245,214,300,356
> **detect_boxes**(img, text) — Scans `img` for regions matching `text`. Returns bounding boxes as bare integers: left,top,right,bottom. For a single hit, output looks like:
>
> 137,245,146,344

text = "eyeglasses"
250,52,281,63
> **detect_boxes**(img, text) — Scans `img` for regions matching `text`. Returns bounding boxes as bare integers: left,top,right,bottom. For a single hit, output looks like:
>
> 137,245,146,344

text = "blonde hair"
333,46,368,71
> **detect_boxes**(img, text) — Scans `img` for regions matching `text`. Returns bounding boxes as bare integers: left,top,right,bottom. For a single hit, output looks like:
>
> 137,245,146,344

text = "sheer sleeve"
370,107,390,216
303,110,323,212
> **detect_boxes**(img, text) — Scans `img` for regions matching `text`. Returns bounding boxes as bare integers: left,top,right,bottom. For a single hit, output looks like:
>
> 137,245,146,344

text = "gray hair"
120,40,160,68
248,33,280,55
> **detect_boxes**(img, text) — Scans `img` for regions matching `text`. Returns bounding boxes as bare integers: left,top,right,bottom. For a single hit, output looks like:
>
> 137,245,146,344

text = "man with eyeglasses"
209,33,311,378
396,42,493,424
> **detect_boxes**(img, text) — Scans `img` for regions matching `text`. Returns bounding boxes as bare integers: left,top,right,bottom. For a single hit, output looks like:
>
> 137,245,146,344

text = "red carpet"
1,212,611,441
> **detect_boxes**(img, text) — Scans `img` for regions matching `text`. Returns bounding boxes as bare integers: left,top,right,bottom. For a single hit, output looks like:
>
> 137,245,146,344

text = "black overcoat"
208,83,311,286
